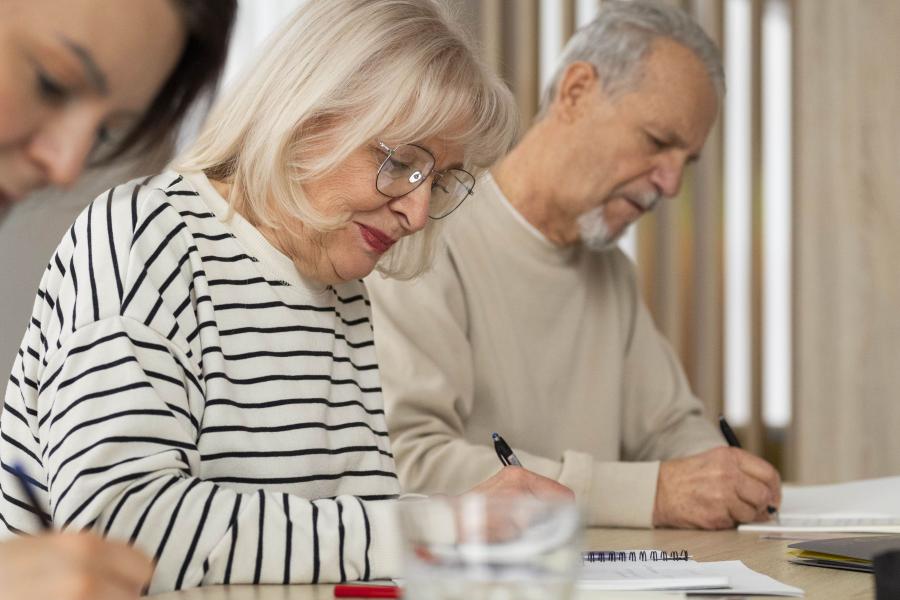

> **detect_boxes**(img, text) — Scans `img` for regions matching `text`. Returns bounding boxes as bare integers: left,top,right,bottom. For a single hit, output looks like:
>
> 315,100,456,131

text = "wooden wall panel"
792,0,900,482
688,0,725,420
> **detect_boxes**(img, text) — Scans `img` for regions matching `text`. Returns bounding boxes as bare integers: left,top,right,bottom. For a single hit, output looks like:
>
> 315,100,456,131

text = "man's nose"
651,154,689,199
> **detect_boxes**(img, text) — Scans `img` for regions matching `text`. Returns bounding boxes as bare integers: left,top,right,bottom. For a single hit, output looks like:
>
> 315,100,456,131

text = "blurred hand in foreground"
0,532,154,600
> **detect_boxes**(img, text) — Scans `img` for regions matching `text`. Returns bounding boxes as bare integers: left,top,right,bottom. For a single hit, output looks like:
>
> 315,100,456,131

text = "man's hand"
653,447,782,529
0,532,154,600
467,466,575,501
461,467,575,542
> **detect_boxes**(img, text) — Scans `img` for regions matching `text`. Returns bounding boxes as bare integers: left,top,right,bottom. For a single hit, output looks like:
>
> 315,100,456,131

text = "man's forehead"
623,41,719,142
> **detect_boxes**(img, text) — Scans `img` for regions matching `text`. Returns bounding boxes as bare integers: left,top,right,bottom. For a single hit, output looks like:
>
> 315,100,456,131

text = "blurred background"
1,0,897,484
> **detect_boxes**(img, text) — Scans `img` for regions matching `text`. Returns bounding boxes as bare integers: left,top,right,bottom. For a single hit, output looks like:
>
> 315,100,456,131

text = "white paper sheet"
578,560,803,596
575,592,685,600
740,476,900,533
683,561,804,596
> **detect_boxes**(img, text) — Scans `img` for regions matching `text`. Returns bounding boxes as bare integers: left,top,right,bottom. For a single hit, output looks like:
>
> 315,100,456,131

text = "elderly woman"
0,0,570,593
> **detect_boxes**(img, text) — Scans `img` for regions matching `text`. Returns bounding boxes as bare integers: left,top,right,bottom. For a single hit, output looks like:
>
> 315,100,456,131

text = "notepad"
787,535,900,573
739,476,900,534
578,559,803,596
578,560,727,591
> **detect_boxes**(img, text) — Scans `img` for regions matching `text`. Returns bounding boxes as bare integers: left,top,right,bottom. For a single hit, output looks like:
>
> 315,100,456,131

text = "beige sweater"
367,173,724,528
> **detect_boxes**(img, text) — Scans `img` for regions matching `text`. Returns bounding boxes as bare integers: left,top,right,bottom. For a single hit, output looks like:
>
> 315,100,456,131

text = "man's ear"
549,61,601,123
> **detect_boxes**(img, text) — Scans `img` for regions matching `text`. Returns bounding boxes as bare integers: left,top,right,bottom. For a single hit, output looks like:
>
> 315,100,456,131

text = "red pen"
333,582,402,598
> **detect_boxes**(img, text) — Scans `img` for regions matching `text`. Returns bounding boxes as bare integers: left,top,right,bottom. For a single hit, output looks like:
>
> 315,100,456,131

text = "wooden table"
153,528,874,599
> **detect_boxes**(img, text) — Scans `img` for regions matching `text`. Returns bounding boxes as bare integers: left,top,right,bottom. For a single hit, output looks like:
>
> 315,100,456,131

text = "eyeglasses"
375,141,476,219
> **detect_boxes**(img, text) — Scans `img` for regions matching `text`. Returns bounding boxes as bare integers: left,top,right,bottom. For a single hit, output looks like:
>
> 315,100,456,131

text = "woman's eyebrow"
416,141,464,171
58,35,108,95
428,149,464,171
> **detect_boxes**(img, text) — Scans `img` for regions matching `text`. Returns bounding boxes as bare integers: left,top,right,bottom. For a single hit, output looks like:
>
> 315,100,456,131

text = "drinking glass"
398,494,581,600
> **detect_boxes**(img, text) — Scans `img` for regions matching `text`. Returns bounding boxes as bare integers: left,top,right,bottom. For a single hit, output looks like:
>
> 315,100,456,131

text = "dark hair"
96,0,237,163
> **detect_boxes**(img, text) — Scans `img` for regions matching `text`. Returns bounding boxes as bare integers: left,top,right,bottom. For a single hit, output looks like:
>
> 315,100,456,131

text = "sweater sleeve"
35,317,399,592
368,248,607,522
369,246,724,529
613,252,725,464
576,252,725,527
0,180,401,593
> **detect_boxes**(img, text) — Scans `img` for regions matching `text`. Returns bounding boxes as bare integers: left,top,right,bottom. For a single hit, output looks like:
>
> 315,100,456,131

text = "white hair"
538,0,724,117
174,0,518,280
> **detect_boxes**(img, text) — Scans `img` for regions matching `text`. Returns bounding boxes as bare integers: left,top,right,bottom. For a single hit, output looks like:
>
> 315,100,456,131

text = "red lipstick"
357,223,396,254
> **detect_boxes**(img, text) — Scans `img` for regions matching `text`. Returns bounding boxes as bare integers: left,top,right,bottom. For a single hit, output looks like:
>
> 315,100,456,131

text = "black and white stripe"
0,172,401,592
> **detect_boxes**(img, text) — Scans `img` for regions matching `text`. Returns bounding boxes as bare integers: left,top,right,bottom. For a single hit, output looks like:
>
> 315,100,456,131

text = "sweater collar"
478,171,579,265
182,171,331,297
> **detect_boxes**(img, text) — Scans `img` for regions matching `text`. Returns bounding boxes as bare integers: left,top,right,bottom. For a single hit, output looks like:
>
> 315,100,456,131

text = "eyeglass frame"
375,141,476,220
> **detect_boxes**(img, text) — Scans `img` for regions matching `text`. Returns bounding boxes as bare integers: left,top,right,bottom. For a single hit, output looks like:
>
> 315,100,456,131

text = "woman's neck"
207,177,341,285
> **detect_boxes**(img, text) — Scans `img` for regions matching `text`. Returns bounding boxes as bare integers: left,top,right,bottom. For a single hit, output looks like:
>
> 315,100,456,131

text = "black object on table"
874,550,900,600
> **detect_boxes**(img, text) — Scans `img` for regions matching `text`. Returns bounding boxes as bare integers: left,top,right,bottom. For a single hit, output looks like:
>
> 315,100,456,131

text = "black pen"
11,463,51,530
718,416,778,516
492,432,523,467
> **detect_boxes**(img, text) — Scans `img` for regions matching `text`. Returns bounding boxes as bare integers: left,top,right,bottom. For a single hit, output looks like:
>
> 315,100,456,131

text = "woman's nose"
25,114,100,188
391,182,431,233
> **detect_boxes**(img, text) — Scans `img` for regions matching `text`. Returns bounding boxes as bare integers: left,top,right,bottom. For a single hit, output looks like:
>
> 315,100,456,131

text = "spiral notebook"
578,550,803,595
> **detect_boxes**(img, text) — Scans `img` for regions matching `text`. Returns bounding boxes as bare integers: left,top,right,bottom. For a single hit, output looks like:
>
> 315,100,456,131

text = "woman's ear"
548,61,601,123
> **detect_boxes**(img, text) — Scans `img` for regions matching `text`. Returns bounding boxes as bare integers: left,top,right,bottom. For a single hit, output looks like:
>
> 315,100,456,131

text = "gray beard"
578,194,662,253
577,207,623,253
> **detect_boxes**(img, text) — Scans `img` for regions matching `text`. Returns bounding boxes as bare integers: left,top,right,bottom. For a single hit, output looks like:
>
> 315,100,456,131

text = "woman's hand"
0,532,154,600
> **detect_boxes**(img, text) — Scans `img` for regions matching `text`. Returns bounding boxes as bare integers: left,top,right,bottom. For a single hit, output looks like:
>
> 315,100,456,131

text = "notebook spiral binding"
582,549,690,563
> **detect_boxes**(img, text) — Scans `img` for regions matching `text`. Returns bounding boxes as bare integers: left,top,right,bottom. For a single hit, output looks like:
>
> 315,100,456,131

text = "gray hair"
538,0,724,117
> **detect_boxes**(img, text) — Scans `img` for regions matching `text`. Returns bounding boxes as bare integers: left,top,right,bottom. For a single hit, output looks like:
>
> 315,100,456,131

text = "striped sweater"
0,171,402,592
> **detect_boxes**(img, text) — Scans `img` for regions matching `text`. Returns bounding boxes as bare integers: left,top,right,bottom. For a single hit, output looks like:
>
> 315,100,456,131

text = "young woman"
0,1,235,598
1,0,235,202
0,0,572,594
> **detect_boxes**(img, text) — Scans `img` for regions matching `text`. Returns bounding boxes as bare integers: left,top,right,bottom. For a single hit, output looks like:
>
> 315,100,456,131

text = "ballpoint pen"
718,416,778,518
10,463,51,530
491,432,523,467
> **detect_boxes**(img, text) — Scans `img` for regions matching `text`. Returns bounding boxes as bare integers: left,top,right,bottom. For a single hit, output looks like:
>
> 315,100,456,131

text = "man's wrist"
589,460,659,528
652,460,671,527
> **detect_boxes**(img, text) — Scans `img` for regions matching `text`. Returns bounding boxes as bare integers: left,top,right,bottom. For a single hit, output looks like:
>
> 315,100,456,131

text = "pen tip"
491,432,500,441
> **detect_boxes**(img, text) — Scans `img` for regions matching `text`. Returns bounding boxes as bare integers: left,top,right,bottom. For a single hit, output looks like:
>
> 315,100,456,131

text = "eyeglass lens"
430,170,474,218
376,144,474,218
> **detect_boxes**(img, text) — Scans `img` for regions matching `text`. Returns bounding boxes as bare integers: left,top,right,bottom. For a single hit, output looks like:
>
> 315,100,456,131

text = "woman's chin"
333,257,380,282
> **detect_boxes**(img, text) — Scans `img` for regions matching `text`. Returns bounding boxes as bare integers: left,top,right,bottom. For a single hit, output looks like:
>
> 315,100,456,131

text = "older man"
367,0,781,529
